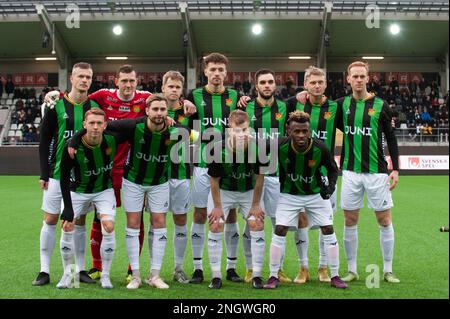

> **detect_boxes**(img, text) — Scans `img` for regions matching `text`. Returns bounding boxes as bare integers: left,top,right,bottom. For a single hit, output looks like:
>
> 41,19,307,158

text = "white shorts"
169,179,191,214
71,188,116,220
122,178,169,214
41,178,63,214
207,189,264,222
276,193,333,230
192,166,210,208
263,176,280,219
340,170,393,211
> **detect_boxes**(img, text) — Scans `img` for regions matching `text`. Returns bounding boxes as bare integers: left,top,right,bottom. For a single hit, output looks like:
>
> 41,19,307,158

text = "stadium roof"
0,1,448,60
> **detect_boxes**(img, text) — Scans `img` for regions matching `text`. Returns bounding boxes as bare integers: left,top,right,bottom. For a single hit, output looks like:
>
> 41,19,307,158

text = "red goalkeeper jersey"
89,88,151,169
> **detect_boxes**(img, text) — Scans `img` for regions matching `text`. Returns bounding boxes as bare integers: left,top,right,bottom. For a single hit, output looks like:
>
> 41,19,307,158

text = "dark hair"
203,52,229,69
287,110,310,125
254,69,275,83
117,64,135,76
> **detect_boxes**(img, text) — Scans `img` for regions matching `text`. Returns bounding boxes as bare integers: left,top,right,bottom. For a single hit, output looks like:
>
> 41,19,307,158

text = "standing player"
58,108,122,289
98,94,197,290
33,62,99,286
207,110,266,289
240,69,292,284
285,66,342,284
186,52,242,284
264,111,347,289
161,70,193,283
45,65,195,281
339,61,400,283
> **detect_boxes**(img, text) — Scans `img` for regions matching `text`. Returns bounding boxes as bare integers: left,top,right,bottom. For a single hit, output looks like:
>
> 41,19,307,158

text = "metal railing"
395,126,449,146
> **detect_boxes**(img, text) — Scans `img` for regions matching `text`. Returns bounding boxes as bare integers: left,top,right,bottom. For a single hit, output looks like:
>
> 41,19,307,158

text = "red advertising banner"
369,72,381,83
24,74,35,85
95,73,106,82
13,74,23,85
385,72,398,85
409,73,424,84
398,72,409,85
274,73,285,85
35,73,48,85
284,72,298,86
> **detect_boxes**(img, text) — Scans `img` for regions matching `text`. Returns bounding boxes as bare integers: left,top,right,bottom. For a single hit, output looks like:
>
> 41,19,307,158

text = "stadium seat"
34,117,41,125
17,123,23,130
400,123,408,129
15,130,22,138
10,124,17,130
8,130,15,137
1,93,7,99
6,99,12,105
8,93,13,99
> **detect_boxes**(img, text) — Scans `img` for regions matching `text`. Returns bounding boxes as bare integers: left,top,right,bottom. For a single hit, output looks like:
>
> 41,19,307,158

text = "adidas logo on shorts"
105,248,114,253
61,246,71,252
159,235,167,241
192,233,201,239
176,232,187,238
164,202,168,207
208,238,218,243
256,238,265,243
232,233,240,239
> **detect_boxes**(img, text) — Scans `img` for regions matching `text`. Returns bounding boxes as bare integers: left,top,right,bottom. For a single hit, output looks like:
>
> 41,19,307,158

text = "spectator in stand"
422,123,433,141
406,108,415,127
414,108,422,125
15,98,24,110
421,107,431,124
155,77,162,92
5,78,14,95
23,124,39,143
243,79,251,95
17,109,27,124
233,79,242,92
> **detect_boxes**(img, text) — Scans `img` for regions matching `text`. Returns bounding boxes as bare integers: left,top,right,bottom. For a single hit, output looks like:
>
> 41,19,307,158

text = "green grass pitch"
0,175,448,299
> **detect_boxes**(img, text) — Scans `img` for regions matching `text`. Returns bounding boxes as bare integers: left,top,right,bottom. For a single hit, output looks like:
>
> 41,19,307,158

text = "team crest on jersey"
106,147,112,155
165,139,173,146
275,113,283,121
308,159,316,167
368,108,376,117
63,113,69,119
201,101,207,107
139,138,146,144
324,112,332,120
107,105,113,110
133,105,140,113
178,115,186,123
225,98,233,107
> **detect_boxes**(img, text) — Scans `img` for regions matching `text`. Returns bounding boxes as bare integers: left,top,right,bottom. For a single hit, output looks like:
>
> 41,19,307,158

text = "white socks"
208,231,223,278
243,223,253,270
151,228,167,276
250,230,265,278
318,231,328,268
174,224,188,271
225,222,239,270
191,223,205,270
100,230,115,277
269,234,286,278
322,232,340,278
295,227,309,268
126,227,140,272
40,221,56,274
60,230,74,274
344,225,358,274
380,224,395,273
74,225,86,273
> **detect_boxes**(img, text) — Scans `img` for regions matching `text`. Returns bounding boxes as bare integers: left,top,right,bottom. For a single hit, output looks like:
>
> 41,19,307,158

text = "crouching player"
264,111,347,289
59,108,123,289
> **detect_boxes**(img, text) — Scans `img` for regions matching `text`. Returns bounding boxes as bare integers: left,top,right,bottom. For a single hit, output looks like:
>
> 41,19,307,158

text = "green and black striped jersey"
187,86,239,167
286,97,341,151
168,104,192,180
61,133,118,194
106,117,193,186
243,98,288,177
207,139,261,192
338,94,399,174
39,95,99,181
278,137,338,196
245,98,287,139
